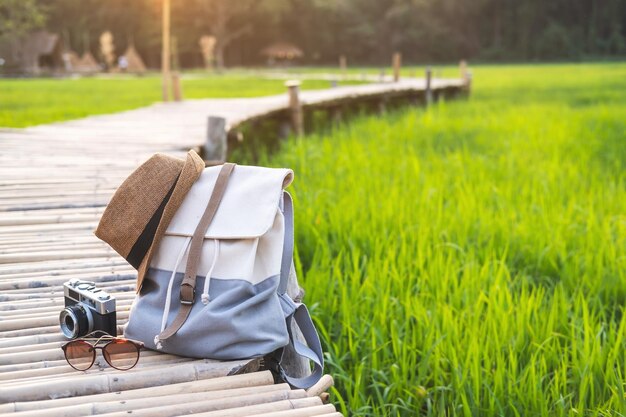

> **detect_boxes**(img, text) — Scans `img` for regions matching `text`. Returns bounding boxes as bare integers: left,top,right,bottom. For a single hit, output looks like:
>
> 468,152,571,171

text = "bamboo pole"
0,276,135,292
0,267,131,285
0,371,275,413
0,359,255,402
0,310,130,332
0,333,66,349
161,0,171,102
460,59,468,84
248,404,337,417
0,355,195,383
190,397,323,417
0,341,60,355
171,72,183,101
0,258,128,276
10,383,290,417
392,52,401,82
204,116,227,163
0,348,180,373
1,283,134,297
91,390,308,417
285,80,304,136
0,291,135,302
425,67,433,107
339,55,347,80
306,374,334,397
0,302,132,318
0,324,73,338
0,296,134,312
0,250,116,264
319,392,330,404
0,348,180,376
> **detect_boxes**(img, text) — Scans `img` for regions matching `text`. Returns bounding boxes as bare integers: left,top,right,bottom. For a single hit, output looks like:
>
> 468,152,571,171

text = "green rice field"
256,63,626,416
0,74,344,128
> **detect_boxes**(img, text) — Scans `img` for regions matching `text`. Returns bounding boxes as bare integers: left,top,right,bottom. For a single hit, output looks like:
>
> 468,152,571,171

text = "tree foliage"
21,0,626,66
0,0,46,43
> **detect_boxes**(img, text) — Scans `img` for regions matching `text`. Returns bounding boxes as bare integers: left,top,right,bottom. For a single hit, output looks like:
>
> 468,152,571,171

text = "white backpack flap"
125,164,323,389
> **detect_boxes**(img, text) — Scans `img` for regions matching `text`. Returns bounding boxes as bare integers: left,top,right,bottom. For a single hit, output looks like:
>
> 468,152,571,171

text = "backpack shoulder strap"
278,191,294,295
280,301,325,389
157,163,235,343
277,192,324,389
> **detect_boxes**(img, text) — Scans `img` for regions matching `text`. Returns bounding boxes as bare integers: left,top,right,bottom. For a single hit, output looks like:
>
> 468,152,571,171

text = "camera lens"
59,305,93,339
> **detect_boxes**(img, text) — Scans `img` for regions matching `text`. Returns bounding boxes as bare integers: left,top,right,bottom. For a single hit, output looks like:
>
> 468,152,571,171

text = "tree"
192,0,287,70
0,0,46,43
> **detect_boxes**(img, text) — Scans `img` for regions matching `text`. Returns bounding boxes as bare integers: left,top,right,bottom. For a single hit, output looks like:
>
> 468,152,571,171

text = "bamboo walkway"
0,78,465,415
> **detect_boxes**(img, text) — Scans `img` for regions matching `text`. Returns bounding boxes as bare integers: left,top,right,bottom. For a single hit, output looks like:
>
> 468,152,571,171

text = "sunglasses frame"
61,333,144,371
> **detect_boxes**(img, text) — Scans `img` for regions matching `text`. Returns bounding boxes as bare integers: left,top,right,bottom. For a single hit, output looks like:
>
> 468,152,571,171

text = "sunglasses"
61,332,144,371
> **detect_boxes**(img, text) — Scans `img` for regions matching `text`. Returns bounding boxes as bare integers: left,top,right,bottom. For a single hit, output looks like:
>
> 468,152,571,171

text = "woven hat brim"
136,150,205,292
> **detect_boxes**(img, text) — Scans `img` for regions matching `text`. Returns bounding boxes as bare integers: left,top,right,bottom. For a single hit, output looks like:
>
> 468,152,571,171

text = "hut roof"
24,31,60,56
0,31,63,73
62,50,81,70
62,50,100,73
79,52,99,70
122,44,146,73
261,42,304,59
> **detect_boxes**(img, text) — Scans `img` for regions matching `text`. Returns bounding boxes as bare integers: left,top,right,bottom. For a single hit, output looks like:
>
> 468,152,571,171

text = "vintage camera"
59,279,117,339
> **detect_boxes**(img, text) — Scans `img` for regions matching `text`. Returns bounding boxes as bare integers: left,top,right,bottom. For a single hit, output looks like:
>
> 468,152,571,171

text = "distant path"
0,78,464,414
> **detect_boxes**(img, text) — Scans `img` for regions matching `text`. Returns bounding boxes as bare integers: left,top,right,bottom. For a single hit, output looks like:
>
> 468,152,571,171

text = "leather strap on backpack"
156,163,235,343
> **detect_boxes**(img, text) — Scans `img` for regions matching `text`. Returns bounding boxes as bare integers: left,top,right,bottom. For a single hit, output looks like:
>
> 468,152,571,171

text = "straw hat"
95,150,205,291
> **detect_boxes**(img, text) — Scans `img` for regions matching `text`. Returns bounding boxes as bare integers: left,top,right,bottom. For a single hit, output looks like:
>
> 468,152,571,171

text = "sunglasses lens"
64,341,94,371
103,340,140,370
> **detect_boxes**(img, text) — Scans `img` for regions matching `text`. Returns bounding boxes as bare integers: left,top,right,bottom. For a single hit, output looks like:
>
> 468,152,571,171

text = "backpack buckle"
179,283,195,305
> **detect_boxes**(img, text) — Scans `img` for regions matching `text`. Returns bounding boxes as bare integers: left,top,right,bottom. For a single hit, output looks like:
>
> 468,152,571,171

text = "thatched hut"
0,31,64,74
62,50,81,71
119,44,146,73
76,52,100,73
261,42,303,65
62,50,100,74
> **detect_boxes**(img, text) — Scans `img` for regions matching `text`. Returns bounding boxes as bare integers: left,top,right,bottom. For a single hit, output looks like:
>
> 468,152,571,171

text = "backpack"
123,163,324,388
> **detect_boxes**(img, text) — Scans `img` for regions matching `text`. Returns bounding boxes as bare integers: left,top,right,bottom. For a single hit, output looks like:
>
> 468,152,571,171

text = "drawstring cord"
201,240,219,305
154,237,219,349
155,236,191,350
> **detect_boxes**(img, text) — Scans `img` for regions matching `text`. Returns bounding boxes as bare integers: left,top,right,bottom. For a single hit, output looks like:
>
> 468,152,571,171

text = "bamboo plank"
7,384,290,417
188,397,323,417
0,359,257,402
306,375,334,397
0,354,194,382
0,333,67,349
0,370,275,413
0,300,132,318
91,390,307,417
248,404,337,417
0,310,130,332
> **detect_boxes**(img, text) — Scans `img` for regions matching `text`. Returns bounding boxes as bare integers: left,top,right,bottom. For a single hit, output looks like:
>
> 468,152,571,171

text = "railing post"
464,71,473,96
171,71,183,101
285,80,303,136
425,67,433,107
339,55,347,79
330,106,343,126
378,95,388,115
204,116,227,163
460,60,472,96
392,52,401,82
460,60,468,85
161,0,171,102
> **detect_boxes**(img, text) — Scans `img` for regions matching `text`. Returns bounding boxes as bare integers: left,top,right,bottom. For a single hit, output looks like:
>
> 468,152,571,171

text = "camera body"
59,279,117,339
